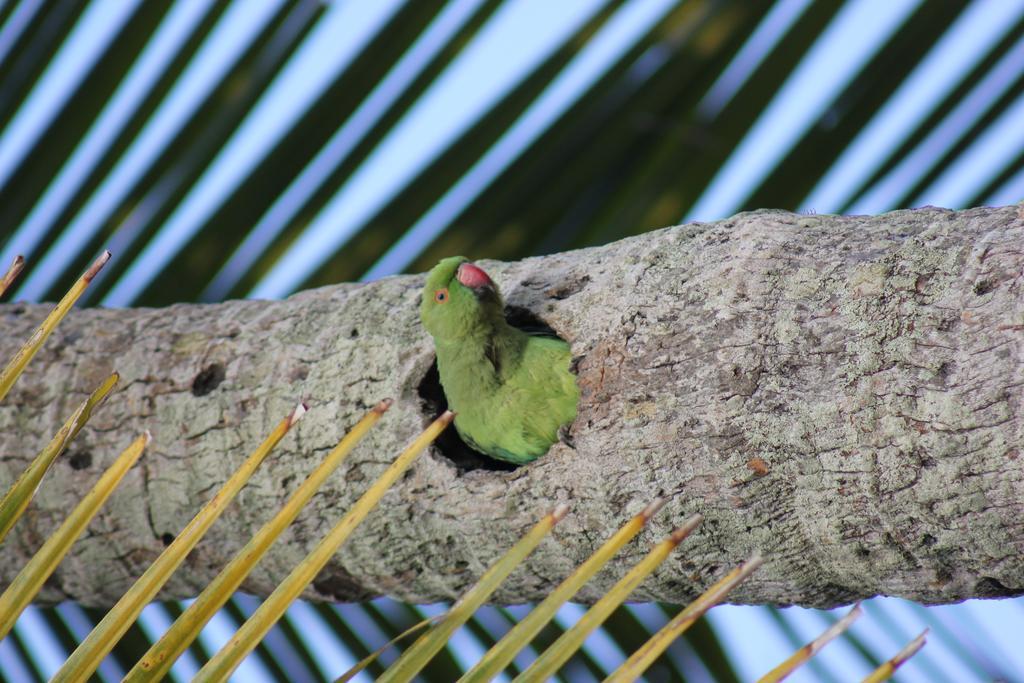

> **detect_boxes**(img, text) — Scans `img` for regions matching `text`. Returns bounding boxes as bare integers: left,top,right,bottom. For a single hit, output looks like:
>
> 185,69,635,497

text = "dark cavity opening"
973,279,995,295
418,363,516,472
161,532,174,546
192,363,226,396
417,306,561,473
68,451,92,470
974,576,1021,598
504,305,558,336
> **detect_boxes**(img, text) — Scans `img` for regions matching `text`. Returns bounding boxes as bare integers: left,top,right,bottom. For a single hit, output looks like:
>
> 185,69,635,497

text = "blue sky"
3,0,1023,306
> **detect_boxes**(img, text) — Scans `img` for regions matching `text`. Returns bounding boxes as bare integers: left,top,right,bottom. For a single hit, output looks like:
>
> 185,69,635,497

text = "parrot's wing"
459,424,531,465
486,445,531,464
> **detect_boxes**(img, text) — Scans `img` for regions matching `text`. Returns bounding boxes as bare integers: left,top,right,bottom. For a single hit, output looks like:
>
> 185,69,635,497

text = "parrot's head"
421,256,505,341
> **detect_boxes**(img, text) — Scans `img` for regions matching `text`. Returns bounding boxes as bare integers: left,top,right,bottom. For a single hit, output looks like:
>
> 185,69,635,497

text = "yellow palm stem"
0,254,25,297
379,504,570,683
50,403,306,683
460,498,666,683
193,411,453,683
0,432,149,640
607,554,763,682
126,400,390,682
0,373,118,544
757,602,861,683
861,630,927,683
0,251,109,403
513,514,703,683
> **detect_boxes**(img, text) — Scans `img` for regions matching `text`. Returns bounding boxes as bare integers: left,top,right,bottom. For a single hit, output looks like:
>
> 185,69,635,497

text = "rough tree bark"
1,206,1021,610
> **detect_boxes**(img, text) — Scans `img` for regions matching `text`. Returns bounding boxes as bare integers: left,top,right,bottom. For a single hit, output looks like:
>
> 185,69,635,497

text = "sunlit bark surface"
1,205,1022,609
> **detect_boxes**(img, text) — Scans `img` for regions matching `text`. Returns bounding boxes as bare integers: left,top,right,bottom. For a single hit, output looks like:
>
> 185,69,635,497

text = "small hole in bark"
973,279,995,295
350,328,359,338
545,274,591,300
161,533,174,546
192,363,225,396
313,566,375,602
68,451,92,470
921,533,937,547
417,306,566,472
503,306,558,336
974,576,1020,598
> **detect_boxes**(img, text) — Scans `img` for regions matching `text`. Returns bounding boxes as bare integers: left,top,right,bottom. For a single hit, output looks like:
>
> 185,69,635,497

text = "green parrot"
420,256,579,464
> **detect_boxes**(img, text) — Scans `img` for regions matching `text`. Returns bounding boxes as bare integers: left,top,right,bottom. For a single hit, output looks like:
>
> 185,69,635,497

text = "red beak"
456,262,494,290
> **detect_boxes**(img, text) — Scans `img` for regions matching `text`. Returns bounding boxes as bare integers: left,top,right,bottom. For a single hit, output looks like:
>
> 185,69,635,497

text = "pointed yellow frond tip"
607,553,763,683
670,513,703,543
192,410,451,683
83,250,111,282
126,400,391,683
0,373,119,545
0,431,148,641
0,254,25,297
758,602,862,683
461,498,666,683
861,629,928,683
513,514,705,683
54,403,302,683
0,249,112,403
640,496,667,520
289,401,309,426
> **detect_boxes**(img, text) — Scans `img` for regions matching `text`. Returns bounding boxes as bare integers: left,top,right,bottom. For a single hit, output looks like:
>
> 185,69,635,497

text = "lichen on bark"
0,205,1021,609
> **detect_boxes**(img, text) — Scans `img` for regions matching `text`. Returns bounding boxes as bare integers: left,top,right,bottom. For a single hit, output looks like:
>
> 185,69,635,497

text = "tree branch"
2,205,1022,609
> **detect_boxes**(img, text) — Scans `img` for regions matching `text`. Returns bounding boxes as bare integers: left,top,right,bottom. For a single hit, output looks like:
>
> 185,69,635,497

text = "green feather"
421,257,579,464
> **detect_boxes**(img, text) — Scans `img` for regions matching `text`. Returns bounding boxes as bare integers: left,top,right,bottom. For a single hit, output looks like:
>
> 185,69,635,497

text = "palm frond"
2,1,1023,681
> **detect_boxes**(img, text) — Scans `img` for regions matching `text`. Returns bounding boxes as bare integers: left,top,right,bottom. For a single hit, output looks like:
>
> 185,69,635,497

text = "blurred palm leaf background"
1,0,1023,681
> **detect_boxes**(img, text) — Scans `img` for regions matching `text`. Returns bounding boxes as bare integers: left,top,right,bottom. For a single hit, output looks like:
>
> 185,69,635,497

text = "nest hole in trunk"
417,305,566,472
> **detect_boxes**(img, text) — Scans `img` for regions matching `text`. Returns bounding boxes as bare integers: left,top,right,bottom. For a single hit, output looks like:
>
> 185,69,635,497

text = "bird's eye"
434,288,448,303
